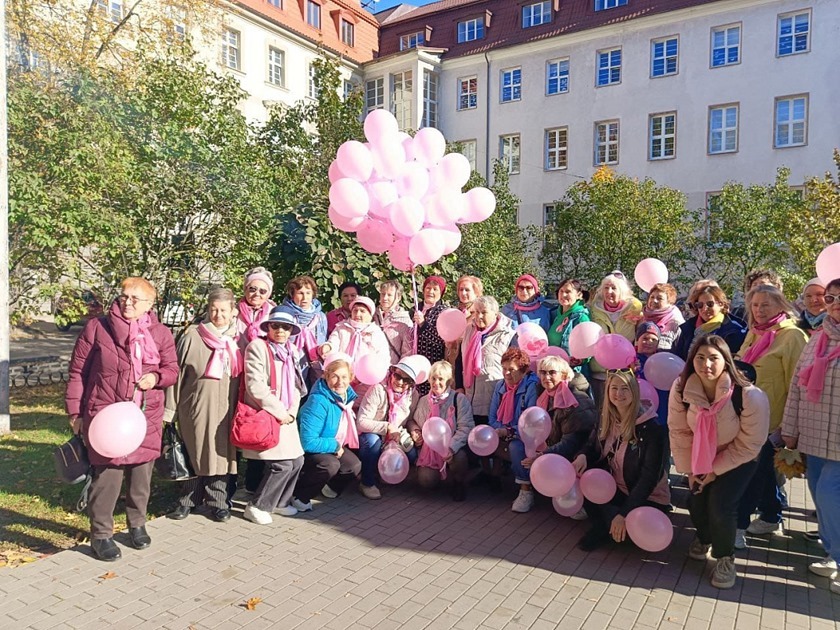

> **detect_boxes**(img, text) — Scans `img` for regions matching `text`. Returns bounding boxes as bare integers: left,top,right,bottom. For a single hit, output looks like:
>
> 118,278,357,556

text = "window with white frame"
98,0,123,24
546,59,569,95
594,120,619,165
708,104,738,154
649,112,676,160
268,47,284,87
221,29,240,70
545,127,568,170
711,24,740,67
778,10,810,56
500,134,521,174
366,77,384,113
306,0,321,29
308,64,319,99
457,18,484,43
391,70,413,130
399,31,425,50
595,0,627,10
523,1,551,28
341,20,355,46
774,95,808,148
543,204,557,226
343,80,355,100
501,68,521,103
459,140,477,170
422,70,439,128
596,48,621,86
458,76,477,110
165,5,187,41
651,37,678,77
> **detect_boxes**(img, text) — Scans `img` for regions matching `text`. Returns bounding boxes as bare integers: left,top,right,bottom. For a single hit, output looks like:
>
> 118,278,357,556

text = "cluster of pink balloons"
467,425,499,456
422,417,453,456
87,402,147,459
634,258,669,293
378,442,409,484
816,242,840,285
328,110,497,269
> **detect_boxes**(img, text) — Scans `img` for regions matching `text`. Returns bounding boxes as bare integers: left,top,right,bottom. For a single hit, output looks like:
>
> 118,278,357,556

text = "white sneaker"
746,518,780,535
570,507,588,521
273,504,298,517
831,575,840,595
808,556,838,577
321,485,339,499
511,489,535,513
359,484,382,500
688,537,711,560
711,555,737,589
243,504,272,525
734,529,749,550
290,497,312,512
231,488,254,503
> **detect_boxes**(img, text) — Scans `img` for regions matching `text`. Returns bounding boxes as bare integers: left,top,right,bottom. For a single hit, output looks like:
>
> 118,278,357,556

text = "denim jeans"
805,455,840,564
508,439,530,485
737,439,783,528
358,433,417,487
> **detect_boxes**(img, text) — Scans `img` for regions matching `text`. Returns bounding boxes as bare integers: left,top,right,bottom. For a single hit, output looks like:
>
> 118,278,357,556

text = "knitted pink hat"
516,274,540,295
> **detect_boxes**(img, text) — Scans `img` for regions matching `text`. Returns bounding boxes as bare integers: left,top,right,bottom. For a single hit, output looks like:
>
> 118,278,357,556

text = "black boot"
91,537,121,561
129,526,151,550
167,505,191,520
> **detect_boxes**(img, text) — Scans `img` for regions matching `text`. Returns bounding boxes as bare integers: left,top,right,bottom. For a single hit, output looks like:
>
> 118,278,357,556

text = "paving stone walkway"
1,475,838,630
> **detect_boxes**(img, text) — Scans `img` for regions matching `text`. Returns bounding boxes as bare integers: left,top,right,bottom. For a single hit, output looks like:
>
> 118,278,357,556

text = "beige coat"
461,314,516,416
668,372,770,476
407,391,475,453
164,323,239,476
356,383,417,435
241,338,304,461
374,307,413,364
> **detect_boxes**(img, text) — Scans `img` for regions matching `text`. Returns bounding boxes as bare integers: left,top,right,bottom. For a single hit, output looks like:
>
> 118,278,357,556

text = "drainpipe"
484,51,491,182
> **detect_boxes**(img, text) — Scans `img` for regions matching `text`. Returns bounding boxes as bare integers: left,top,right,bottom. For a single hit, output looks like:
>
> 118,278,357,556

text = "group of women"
65,267,840,597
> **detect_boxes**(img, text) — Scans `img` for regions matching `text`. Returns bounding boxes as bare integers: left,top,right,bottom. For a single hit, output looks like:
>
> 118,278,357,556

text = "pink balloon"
422,417,453,457
530,454,576,498
87,401,147,459
637,378,659,413
593,334,636,370
643,352,686,391
468,425,499,457
436,308,468,342
518,406,551,458
328,160,346,184
439,223,462,255
552,481,585,517
435,153,472,190
424,190,465,226
355,352,389,385
367,181,398,219
412,127,446,168
625,506,674,552
329,205,365,232
402,135,417,163
356,219,394,254
388,197,425,238
579,468,617,504
411,355,432,384
816,242,840,285
323,351,353,368
388,238,413,272
634,258,669,293
409,230,446,266
517,322,549,358
394,162,430,199
335,140,373,182
370,139,406,180
329,178,369,219
378,443,409,484
568,322,604,359
460,188,496,223
364,109,399,144
545,346,571,361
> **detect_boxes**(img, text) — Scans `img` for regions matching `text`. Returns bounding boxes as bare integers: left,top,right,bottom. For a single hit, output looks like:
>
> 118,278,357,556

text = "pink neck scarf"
603,300,625,313
238,299,271,343
428,389,451,419
268,340,297,409
417,403,455,478
294,315,321,362
129,313,161,404
335,400,359,448
345,320,371,361
798,323,840,403
741,313,788,365
463,319,499,389
386,385,410,429
537,381,578,411
497,381,518,425
644,306,675,330
196,323,242,379
691,386,733,475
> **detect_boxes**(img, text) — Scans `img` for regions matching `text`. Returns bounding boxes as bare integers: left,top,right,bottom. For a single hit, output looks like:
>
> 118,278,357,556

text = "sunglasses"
538,369,559,377
268,322,293,331
517,284,535,291
607,367,636,375
694,300,718,309
247,286,269,296
611,271,626,279
825,294,840,305
390,370,414,384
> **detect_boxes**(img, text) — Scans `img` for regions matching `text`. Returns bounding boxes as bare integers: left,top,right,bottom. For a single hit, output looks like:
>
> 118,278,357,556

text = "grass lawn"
0,385,180,566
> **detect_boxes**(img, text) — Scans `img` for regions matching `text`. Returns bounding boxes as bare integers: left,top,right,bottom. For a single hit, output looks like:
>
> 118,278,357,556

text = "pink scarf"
129,313,161,404
798,326,840,403
345,320,371,361
295,316,321,362
691,386,733,475
741,313,788,365
196,323,242,380
536,380,578,411
238,299,271,343
268,340,298,410
497,382,518,425
417,399,455,479
602,300,625,313
463,320,499,389
335,400,359,448
386,385,410,429
644,306,675,330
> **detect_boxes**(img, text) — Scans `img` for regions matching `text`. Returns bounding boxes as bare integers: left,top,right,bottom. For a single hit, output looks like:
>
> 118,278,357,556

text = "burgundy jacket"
65,306,179,466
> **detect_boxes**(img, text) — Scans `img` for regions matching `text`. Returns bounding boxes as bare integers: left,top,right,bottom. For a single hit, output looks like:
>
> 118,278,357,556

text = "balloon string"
411,267,419,354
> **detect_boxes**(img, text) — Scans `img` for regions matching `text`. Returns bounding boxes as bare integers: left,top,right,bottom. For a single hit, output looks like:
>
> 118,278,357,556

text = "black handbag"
155,422,195,480
53,434,93,512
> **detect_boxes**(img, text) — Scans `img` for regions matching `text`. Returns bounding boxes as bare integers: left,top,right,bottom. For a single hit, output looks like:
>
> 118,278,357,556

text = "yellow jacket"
588,297,643,376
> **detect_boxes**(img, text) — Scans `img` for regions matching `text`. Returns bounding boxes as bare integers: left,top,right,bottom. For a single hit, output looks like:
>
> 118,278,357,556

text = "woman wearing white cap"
236,267,276,346
797,278,827,336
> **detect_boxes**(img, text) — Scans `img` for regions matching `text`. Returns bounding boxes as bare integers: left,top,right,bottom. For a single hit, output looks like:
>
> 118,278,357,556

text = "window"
501,68,521,103
422,70,439,128
545,127,568,170
651,37,678,77
98,0,123,24
308,64,319,99
778,10,810,56
268,47,284,87
774,95,808,148
458,76,477,110
500,134,521,174
708,104,738,154
341,19,355,46
366,77,384,113
596,0,627,10
594,120,619,165
343,80,354,101
267,0,281,7
457,18,484,43
221,29,240,70
306,0,320,29
543,204,557,226
399,31,425,50
523,1,551,28
711,24,740,67
649,112,676,160
391,71,413,130
546,59,569,95
705,192,723,239
459,140,477,170
596,48,621,86
165,5,187,42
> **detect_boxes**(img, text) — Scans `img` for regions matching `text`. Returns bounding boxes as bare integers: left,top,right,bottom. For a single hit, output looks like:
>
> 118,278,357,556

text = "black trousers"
179,475,229,510
293,451,361,503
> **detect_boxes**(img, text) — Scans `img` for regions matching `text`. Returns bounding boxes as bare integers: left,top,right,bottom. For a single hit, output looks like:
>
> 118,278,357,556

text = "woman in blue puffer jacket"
501,274,554,332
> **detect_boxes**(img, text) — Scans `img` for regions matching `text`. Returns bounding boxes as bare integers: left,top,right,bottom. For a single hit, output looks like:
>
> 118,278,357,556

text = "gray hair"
595,272,634,304
472,295,499,315
207,287,236,308
378,280,403,301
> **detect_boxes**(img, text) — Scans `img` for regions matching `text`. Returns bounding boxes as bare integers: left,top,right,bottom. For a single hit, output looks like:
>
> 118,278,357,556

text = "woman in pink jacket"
66,277,179,562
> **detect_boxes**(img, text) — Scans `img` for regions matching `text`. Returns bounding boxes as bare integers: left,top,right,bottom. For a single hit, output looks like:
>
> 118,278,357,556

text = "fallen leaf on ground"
244,597,262,611
98,571,118,580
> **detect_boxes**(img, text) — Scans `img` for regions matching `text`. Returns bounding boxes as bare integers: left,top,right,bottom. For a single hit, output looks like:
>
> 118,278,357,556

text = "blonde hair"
456,276,484,298
745,284,796,328
536,356,574,382
428,360,454,387
324,359,353,382
599,371,641,444
121,277,157,300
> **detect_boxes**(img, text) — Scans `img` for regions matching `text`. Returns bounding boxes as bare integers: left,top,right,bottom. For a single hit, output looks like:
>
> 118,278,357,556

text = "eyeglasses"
538,369,559,377
694,300,718,310
607,367,636,375
268,322,293,331
825,294,840,305
118,295,152,305
517,285,535,291
390,370,414,384
247,286,269,296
